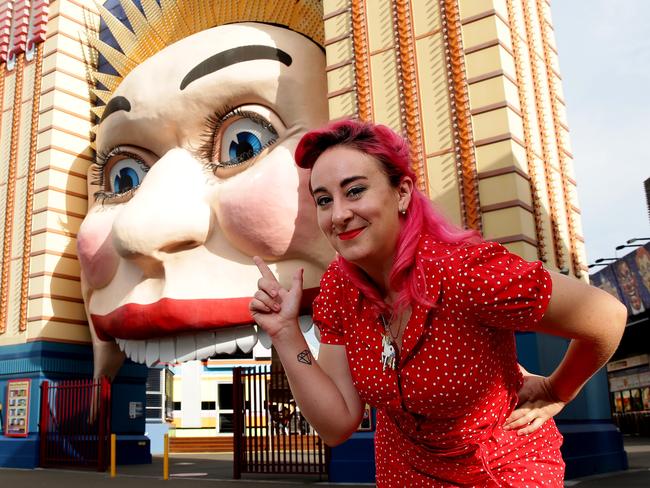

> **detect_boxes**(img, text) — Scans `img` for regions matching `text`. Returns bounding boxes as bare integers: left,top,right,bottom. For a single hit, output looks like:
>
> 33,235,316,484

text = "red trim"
91,288,319,341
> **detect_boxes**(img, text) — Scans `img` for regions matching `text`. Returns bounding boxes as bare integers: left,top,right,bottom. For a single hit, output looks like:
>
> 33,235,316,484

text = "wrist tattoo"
297,349,312,365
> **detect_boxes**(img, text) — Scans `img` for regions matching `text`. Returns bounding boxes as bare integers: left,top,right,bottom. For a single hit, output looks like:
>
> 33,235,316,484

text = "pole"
110,433,116,477
163,433,169,480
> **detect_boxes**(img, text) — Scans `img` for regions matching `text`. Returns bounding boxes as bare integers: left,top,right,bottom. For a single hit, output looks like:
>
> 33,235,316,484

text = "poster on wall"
590,266,624,304
4,379,31,437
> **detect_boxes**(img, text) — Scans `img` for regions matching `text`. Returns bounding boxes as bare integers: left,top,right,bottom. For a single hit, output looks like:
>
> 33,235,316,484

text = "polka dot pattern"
312,237,565,486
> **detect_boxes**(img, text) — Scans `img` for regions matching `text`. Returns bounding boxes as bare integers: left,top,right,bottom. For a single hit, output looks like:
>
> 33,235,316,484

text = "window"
173,401,181,410
201,401,216,410
215,383,234,434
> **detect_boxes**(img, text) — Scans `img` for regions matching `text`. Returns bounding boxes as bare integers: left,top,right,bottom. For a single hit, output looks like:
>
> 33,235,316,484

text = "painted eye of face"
220,117,276,165
200,107,281,178
109,158,147,194
92,147,152,204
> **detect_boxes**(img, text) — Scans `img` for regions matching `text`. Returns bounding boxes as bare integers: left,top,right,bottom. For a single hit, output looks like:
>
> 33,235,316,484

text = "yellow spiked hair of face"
87,0,324,122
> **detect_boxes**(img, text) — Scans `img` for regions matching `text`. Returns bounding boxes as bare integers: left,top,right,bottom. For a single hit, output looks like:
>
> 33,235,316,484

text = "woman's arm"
505,271,626,434
537,271,627,401
250,258,363,446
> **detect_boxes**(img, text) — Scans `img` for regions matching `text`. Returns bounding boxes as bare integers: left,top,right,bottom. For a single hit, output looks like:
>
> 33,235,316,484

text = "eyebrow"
100,96,131,123
180,45,293,90
312,176,368,195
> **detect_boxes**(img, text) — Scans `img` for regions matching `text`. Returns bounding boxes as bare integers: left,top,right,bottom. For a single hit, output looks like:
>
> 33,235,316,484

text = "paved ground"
1,436,649,486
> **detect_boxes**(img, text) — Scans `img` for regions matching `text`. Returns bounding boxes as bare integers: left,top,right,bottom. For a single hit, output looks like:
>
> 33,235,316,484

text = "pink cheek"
77,214,120,290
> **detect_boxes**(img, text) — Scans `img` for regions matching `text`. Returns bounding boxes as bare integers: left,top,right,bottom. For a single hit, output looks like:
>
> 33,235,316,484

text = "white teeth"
256,328,273,349
145,340,160,367
194,332,217,360
159,337,175,363
236,328,257,353
137,341,147,364
114,319,312,365
175,334,196,363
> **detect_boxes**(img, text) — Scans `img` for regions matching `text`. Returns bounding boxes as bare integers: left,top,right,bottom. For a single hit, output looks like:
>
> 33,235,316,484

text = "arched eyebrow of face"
99,96,131,124
179,45,293,91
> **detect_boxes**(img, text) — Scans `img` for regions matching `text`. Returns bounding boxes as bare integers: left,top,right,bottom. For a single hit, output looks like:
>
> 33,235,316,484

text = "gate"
233,365,328,479
39,377,111,471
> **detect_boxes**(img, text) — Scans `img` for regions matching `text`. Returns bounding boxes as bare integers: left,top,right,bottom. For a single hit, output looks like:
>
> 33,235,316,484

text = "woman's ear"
397,176,414,210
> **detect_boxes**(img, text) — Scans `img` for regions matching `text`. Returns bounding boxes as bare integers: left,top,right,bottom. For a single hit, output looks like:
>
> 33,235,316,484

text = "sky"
551,1,650,269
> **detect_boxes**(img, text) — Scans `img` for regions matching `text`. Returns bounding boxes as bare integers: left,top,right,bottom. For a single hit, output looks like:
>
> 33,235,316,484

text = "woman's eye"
108,158,148,194
220,117,276,165
316,196,332,207
347,186,366,198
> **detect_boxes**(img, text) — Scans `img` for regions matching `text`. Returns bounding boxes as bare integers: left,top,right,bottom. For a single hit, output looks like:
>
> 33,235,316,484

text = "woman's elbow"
319,422,358,447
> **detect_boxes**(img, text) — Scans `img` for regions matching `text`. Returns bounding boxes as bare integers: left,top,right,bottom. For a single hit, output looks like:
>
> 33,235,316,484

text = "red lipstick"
338,228,364,240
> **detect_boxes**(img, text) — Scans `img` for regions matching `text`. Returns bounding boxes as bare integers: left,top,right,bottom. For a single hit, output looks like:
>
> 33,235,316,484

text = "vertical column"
440,0,482,232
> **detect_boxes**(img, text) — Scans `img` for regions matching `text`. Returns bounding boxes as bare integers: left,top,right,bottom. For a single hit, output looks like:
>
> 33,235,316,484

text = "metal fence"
233,365,328,479
39,377,111,471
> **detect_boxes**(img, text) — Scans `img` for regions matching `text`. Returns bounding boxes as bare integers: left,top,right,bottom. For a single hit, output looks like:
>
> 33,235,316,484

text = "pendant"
381,332,397,372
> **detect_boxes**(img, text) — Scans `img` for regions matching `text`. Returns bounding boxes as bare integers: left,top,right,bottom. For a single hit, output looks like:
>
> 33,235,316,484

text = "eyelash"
91,147,148,203
316,186,366,207
197,107,277,171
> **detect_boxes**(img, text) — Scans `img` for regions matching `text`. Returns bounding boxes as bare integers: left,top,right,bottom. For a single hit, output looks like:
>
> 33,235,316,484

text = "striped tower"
0,0,148,468
323,0,624,480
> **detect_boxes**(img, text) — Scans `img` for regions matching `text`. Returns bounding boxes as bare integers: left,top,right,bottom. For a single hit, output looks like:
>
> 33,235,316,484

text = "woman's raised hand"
249,256,304,339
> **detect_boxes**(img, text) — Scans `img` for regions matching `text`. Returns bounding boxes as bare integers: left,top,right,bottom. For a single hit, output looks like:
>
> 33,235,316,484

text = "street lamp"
626,237,650,244
595,258,617,264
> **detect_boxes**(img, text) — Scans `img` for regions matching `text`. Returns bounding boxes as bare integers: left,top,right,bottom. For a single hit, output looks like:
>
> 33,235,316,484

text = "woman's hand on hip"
503,372,566,436
249,256,303,339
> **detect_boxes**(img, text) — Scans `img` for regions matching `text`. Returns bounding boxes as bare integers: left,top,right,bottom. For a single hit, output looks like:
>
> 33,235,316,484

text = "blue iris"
113,167,140,193
228,131,263,163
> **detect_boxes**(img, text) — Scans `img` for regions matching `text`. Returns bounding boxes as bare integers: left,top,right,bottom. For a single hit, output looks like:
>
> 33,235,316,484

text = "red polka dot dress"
312,237,565,487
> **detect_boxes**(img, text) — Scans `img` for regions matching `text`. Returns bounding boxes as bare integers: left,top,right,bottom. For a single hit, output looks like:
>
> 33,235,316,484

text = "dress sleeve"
312,262,346,345
449,242,553,331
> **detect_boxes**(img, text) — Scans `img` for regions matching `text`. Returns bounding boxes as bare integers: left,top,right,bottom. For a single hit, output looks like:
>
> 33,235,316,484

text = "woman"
249,119,626,486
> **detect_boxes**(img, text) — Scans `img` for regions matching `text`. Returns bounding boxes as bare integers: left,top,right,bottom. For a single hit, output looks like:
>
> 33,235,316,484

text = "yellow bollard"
163,433,169,480
110,433,116,478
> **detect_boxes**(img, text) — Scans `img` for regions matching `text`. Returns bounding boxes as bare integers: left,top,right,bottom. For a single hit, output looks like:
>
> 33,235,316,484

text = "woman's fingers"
254,290,281,312
249,298,271,313
515,417,545,436
504,407,533,430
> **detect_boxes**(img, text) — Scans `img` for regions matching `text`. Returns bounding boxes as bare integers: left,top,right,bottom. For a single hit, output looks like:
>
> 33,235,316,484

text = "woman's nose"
111,149,211,270
331,199,353,228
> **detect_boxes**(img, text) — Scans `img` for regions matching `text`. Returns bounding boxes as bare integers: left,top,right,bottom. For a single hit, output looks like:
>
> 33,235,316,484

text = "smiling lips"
338,227,365,240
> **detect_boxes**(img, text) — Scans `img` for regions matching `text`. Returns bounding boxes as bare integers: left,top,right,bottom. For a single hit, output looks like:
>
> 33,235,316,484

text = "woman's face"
78,23,333,368
309,146,412,277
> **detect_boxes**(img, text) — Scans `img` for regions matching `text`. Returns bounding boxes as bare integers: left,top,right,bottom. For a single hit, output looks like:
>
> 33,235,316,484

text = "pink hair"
295,119,481,315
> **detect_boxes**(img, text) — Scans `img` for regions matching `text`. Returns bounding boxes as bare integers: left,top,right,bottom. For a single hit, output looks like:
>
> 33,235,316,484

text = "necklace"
380,312,405,372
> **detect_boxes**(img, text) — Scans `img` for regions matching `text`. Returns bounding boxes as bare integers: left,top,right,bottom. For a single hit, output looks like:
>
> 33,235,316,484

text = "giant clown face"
78,22,333,376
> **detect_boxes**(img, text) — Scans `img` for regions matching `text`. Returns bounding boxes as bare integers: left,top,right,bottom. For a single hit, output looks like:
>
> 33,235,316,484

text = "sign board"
5,379,31,437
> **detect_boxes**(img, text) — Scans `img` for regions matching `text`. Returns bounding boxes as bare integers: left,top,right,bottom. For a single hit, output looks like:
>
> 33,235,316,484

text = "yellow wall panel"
366,0,394,52
27,320,90,343
35,148,92,174
327,64,354,93
328,91,356,120
11,177,28,257
324,9,350,40
28,274,83,301
35,169,87,196
31,209,83,236
411,0,441,38
482,206,536,242
478,173,532,207
502,241,539,262
462,17,498,50
416,34,453,155
475,139,528,175
325,37,353,67
472,107,511,141
29,252,81,279
468,76,506,109
3,70,15,108
323,0,348,16
425,153,463,227
29,297,86,322
7,259,24,335
32,189,88,216
370,50,401,132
